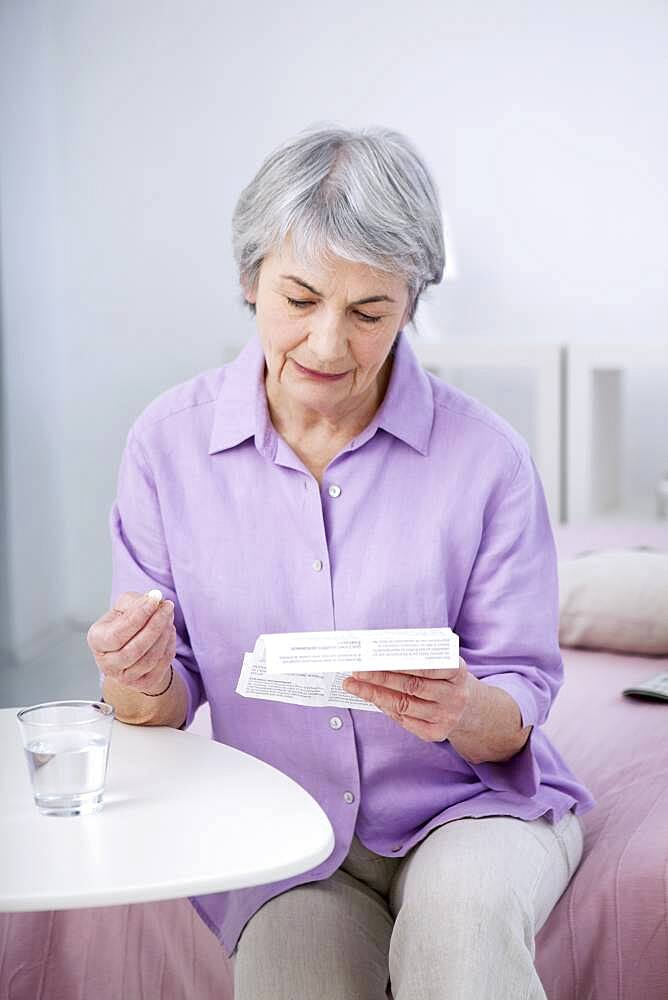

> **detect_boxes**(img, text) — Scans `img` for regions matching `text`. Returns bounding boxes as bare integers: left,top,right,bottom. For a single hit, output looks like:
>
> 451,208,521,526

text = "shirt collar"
366,330,434,456
208,335,273,457
208,329,434,458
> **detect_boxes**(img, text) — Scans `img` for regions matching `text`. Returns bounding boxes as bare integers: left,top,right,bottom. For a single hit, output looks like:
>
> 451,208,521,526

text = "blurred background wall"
0,0,666,686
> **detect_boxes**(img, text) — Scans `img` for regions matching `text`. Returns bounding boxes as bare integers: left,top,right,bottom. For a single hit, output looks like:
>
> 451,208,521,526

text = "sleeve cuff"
479,673,540,728
173,657,205,730
466,679,541,797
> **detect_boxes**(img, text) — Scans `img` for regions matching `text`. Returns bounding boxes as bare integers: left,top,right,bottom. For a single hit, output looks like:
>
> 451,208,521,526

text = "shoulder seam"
137,394,217,431
142,396,218,425
432,398,525,467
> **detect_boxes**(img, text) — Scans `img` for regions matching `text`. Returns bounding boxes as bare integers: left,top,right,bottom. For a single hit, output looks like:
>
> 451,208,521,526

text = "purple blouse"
108,330,595,957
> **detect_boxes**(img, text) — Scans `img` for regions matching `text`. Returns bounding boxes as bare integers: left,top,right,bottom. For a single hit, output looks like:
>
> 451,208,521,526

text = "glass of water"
16,701,114,816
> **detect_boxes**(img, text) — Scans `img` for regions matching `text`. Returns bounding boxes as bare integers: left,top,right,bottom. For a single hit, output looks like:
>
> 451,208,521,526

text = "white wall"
1,0,667,652
0,0,67,658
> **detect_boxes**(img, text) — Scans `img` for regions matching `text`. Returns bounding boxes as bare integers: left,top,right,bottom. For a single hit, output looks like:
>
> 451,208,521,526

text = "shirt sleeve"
452,445,563,797
102,423,207,730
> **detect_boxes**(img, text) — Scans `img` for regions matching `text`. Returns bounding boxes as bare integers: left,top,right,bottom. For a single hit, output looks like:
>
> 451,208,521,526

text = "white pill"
146,589,163,603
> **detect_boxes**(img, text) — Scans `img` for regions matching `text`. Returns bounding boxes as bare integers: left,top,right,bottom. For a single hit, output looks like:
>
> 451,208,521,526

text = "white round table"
0,707,335,912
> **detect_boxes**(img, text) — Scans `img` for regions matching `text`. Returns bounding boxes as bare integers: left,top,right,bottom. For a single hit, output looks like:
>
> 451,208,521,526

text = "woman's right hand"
87,591,177,695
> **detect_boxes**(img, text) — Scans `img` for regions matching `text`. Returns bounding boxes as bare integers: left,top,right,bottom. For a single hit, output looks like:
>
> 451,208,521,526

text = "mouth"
292,360,351,382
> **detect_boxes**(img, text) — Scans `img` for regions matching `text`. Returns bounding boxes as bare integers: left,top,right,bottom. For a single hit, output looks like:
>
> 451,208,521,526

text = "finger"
387,713,448,743
88,591,166,653
134,624,176,683
119,625,175,689
114,591,151,611
352,659,463,685
408,666,461,681
97,602,174,674
343,674,442,724
349,670,449,699
98,601,173,674
122,622,173,685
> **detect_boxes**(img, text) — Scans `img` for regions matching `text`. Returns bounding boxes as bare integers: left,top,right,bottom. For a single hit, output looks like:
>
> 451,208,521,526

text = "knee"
400,867,531,943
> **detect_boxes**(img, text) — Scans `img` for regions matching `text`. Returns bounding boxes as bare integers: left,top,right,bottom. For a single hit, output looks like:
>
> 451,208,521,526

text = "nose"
306,312,349,368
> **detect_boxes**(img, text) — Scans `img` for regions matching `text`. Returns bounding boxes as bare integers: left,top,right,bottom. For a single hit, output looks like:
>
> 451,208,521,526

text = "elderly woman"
88,124,594,1000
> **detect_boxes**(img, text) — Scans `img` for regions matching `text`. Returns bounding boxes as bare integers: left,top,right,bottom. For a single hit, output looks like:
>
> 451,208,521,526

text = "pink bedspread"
2,518,667,999
536,645,668,999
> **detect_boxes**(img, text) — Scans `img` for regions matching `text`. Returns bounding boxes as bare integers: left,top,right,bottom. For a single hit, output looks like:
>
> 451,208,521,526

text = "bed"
1,518,667,1000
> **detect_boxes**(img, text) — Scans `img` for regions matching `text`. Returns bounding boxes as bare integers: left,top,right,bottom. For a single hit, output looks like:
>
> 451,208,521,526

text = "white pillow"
558,548,668,655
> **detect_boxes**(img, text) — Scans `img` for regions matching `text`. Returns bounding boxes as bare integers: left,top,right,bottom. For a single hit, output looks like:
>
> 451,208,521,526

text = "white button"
329,716,343,730
343,791,355,804
328,484,342,498
312,559,323,572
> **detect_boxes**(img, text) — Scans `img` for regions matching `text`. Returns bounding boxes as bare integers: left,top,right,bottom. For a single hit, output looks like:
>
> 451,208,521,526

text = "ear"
399,290,415,330
241,275,257,305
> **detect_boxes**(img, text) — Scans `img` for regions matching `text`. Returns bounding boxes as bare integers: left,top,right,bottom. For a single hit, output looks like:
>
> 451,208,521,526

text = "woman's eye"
286,297,381,324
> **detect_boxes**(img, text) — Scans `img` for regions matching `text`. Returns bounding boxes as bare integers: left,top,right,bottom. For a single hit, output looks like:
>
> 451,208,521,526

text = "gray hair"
231,122,445,328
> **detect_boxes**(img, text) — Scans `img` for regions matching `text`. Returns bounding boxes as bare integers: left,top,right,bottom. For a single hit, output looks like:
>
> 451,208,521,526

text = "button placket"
295,469,333,627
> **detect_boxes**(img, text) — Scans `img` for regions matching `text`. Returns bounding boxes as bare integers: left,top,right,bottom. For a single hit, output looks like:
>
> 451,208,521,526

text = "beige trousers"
233,810,584,1000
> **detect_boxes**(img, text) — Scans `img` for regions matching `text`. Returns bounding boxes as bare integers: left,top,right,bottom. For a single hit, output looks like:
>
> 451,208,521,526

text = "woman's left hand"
341,656,474,743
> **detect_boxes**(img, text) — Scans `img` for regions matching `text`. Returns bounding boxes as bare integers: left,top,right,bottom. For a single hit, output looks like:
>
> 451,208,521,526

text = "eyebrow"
279,274,396,306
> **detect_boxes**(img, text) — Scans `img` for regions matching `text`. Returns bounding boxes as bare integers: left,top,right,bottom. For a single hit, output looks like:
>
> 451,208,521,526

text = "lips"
292,360,350,381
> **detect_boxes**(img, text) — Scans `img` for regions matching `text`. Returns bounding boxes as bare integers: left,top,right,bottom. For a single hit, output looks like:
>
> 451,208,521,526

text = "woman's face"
245,238,411,423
